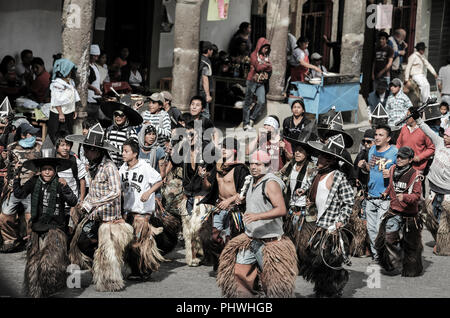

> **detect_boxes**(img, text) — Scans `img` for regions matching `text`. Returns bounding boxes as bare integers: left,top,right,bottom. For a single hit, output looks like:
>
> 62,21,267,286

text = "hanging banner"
207,0,230,21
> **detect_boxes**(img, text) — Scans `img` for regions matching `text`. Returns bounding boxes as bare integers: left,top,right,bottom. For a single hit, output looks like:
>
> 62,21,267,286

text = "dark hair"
239,22,250,33
201,41,213,54
179,112,192,124
82,118,99,130
0,55,15,75
291,99,305,110
375,124,392,137
440,102,449,110
20,49,33,60
55,130,72,149
378,31,390,40
31,57,45,67
408,106,419,114
185,119,196,130
123,138,140,157
190,95,206,109
296,36,309,47
52,53,62,64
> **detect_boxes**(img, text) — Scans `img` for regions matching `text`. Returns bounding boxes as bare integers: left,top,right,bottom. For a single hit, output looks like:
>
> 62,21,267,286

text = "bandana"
52,58,77,80
19,136,36,149
264,116,279,130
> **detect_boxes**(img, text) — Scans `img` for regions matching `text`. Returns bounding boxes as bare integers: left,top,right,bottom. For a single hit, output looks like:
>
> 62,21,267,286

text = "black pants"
47,111,75,143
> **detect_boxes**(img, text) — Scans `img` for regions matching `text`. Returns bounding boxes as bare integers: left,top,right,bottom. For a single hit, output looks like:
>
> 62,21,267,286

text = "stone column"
266,0,290,101
172,0,204,112
340,0,366,76
61,0,95,115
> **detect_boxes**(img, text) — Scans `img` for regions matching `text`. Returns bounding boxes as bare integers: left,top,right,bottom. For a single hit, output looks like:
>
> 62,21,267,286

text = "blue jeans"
243,80,266,126
213,210,231,236
366,199,390,258
433,193,444,222
236,240,265,270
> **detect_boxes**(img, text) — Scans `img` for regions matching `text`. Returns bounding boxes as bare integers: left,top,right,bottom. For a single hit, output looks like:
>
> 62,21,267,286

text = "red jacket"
247,37,272,82
383,165,422,216
396,125,435,171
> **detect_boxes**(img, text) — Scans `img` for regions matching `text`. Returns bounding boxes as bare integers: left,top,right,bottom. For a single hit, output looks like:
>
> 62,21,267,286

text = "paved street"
0,229,449,298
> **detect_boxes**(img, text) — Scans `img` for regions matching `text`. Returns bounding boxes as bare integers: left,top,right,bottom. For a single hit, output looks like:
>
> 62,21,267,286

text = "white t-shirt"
88,63,101,103
50,78,80,114
129,70,142,87
119,160,162,214
289,163,307,207
58,156,88,199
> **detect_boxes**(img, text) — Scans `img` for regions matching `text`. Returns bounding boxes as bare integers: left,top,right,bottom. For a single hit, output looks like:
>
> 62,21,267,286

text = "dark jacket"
200,163,250,206
14,175,77,232
383,165,422,216
353,148,370,190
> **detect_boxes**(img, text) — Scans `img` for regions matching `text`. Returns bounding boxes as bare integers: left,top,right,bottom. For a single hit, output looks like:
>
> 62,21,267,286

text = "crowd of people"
0,26,449,299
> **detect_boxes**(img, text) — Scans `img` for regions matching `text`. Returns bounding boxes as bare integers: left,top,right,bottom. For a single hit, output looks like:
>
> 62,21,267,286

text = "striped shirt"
142,110,172,146
105,124,138,167
82,156,122,222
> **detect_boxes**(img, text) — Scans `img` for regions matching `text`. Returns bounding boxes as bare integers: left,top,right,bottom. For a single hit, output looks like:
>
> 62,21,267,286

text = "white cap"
90,44,101,56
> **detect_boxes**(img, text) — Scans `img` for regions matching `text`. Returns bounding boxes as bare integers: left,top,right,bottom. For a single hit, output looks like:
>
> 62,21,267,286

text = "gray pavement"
0,229,449,298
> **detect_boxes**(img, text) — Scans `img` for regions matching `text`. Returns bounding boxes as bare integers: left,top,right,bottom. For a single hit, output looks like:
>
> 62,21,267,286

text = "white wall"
200,0,252,52
0,0,62,71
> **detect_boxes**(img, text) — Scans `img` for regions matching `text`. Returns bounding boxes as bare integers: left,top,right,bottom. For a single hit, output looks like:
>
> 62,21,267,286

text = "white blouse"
50,78,80,114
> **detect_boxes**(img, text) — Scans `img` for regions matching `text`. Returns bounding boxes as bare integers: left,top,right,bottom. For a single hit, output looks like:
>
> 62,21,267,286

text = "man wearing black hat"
0,123,42,253
13,138,77,297
404,42,438,103
101,101,141,167
297,134,355,298
66,124,133,292
372,32,394,90
199,41,214,119
376,146,423,277
367,81,389,114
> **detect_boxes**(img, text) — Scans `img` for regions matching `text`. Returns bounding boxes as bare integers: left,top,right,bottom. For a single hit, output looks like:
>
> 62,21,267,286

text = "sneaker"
244,125,251,131
249,120,255,127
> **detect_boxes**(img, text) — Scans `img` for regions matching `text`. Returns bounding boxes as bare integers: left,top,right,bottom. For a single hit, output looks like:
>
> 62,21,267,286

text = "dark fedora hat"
317,109,354,148
284,120,318,154
100,101,143,127
23,137,73,172
66,123,120,153
307,134,353,167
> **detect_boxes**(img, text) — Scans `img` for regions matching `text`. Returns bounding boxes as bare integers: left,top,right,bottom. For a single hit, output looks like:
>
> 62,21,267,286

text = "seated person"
0,56,22,97
309,53,327,79
122,59,145,94
29,58,50,103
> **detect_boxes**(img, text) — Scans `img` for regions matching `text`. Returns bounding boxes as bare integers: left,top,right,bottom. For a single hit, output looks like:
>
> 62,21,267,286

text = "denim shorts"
236,240,265,270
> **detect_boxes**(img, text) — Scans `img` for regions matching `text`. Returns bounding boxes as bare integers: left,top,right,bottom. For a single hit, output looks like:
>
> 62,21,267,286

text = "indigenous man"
17,138,77,298
101,101,142,167
67,124,133,292
413,111,450,256
0,123,42,253
217,150,298,298
376,146,423,276
200,137,250,270
120,139,165,281
298,134,355,298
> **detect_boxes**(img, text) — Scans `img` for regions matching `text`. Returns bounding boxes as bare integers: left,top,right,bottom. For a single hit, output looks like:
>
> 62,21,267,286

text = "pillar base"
266,94,286,102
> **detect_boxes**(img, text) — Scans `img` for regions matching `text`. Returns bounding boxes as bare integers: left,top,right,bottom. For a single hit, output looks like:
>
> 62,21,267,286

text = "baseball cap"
18,123,39,136
311,53,322,60
397,146,415,159
149,92,165,104
389,78,403,87
250,150,271,164
363,129,375,141
161,91,173,102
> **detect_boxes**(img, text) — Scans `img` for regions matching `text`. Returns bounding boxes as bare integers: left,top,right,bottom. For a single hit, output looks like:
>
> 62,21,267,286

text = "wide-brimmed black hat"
23,137,73,172
317,109,354,148
284,120,318,154
307,134,353,167
423,103,443,122
370,103,402,132
66,123,120,153
100,101,143,127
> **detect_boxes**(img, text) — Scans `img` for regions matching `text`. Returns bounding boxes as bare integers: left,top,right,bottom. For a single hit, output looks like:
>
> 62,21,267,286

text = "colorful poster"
207,0,230,21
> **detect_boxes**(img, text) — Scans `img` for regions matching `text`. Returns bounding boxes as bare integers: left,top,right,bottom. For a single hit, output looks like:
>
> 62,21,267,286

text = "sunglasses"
362,139,373,144
114,112,125,117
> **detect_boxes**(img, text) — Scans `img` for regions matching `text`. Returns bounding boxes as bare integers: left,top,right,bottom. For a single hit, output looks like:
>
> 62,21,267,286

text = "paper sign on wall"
376,4,393,30
95,17,107,31
207,0,230,21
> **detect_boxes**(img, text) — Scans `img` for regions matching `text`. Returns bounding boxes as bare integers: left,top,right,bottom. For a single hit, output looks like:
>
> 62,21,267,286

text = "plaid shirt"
385,91,412,127
301,170,354,228
82,157,122,222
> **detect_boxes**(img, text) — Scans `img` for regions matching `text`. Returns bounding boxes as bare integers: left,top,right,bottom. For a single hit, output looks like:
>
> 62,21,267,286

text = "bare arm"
243,180,286,224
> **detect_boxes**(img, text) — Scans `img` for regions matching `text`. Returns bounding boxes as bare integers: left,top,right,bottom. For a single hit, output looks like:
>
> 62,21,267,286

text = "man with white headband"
246,115,289,172
216,150,298,298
